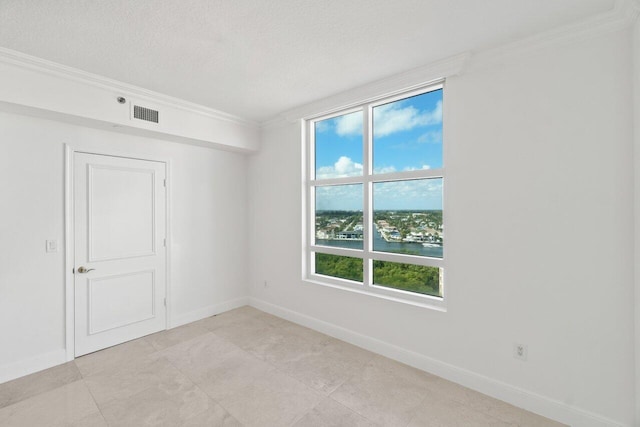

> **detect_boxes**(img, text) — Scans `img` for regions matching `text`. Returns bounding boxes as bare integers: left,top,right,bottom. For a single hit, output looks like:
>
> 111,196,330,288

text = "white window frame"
303,82,447,310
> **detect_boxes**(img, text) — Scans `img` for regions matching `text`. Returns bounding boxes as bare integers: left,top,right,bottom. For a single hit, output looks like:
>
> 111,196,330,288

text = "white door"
74,152,167,356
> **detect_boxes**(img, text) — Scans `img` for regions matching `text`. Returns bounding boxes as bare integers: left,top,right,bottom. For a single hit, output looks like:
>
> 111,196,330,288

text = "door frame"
64,144,172,361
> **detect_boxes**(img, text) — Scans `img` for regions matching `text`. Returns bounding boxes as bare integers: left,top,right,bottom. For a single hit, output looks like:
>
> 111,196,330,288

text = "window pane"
373,178,443,258
373,89,442,174
315,111,363,179
315,184,363,249
315,253,363,282
373,261,442,297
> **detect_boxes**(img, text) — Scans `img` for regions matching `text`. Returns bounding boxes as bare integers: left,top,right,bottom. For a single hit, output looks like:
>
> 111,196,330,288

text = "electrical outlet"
513,343,528,361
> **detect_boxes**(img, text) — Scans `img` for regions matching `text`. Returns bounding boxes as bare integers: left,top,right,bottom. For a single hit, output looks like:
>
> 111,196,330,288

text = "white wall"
0,111,250,381
248,29,635,426
633,14,640,427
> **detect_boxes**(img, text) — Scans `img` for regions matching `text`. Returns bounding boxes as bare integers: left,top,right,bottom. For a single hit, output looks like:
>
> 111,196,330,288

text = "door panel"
89,165,156,261
74,152,166,357
88,270,155,334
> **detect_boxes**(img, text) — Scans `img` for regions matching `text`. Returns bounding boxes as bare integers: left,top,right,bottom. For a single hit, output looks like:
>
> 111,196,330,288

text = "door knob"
77,266,95,274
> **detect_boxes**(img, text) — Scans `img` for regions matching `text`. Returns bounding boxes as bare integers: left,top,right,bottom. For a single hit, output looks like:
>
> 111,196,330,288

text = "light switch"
46,240,58,253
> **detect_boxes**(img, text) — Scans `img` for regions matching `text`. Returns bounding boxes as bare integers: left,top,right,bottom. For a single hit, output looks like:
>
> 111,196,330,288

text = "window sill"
302,276,447,312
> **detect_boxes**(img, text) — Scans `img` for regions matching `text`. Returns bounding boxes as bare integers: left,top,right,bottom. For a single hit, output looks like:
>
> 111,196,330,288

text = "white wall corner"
277,52,470,124
169,297,250,329
249,297,628,427
633,6,640,426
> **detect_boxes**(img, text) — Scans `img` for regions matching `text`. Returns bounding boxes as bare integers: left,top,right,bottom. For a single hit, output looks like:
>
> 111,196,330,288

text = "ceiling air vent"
133,105,159,123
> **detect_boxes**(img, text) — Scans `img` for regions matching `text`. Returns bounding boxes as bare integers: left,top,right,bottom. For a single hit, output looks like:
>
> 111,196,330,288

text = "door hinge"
163,179,166,187
163,298,166,307
163,238,166,247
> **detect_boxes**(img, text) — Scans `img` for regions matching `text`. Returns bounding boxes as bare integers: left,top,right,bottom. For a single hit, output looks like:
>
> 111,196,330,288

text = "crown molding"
276,52,471,124
260,115,295,131
0,47,258,129
263,0,638,128
471,0,639,68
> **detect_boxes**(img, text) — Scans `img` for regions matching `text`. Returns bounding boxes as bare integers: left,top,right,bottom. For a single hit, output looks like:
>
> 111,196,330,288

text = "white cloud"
403,165,431,171
335,156,361,175
373,164,430,174
316,183,363,211
373,178,443,210
373,166,397,175
417,130,442,144
317,156,363,179
315,120,330,133
374,100,442,137
335,111,363,136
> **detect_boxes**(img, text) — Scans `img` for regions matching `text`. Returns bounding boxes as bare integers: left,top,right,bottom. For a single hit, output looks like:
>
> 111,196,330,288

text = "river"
316,231,443,258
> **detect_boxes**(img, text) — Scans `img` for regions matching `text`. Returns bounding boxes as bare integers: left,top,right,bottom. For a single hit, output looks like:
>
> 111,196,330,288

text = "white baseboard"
170,296,250,328
0,349,67,385
249,297,626,427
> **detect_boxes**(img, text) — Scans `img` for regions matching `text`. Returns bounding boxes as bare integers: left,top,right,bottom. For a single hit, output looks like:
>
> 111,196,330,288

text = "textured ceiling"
0,0,615,122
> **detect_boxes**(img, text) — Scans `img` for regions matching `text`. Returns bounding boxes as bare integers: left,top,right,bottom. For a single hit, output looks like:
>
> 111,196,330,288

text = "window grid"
305,83,445,306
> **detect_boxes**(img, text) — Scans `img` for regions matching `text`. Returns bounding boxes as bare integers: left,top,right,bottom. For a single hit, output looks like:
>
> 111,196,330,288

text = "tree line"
315,253,440,297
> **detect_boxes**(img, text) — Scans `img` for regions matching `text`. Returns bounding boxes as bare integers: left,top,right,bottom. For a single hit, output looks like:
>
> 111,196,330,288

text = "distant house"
336,231,363,240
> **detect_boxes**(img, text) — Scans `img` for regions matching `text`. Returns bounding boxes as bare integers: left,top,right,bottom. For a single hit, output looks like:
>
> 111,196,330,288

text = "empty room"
0,1,638,426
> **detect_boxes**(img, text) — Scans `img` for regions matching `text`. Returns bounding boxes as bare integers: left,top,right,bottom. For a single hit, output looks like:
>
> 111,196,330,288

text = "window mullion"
306,122,314,277
362,104,372,288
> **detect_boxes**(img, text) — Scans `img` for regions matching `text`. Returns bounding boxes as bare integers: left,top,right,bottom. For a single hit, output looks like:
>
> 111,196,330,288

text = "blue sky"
314,89,443,211
316,179,442,211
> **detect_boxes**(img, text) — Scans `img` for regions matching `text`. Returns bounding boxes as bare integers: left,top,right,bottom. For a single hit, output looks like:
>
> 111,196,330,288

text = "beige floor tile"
74,337,157,377
218,367,323,427
0,380,101,427
226,305,262,317
67,410,109,427
175,345,277,402
253,310,291,327
275,321,331,346
423,378,488,404
2,307,567,427
210,314,277,350
367,355,438,387
293,397,380,426
330,355,438,427
99,377,214,426
265,337,375,395
197,306,262,331
84,356,193,406
241,319,329,361
407,395,515,426
159,332,241,379
424,378,566,426
0,362,82,409
180,403,244,426
145,321,211,351
488,405,566,427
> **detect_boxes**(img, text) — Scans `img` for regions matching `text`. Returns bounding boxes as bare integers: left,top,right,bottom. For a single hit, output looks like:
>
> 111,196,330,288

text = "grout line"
79,378,111,426
152,331,248,424
326,396,384,426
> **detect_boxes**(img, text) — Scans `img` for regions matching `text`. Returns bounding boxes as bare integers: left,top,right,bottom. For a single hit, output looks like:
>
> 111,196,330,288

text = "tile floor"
0,306,565,426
